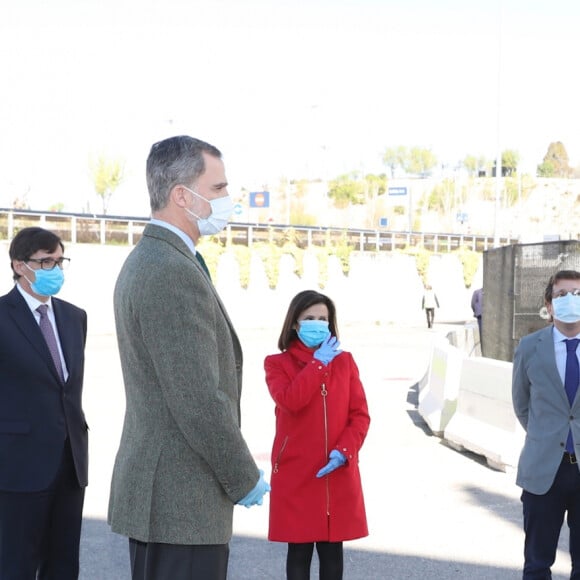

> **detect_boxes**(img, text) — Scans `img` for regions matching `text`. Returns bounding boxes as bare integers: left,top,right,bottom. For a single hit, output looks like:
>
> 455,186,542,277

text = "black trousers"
286,542,343,580
425,308,435,328
129,538,229,580
522,457,580,579
476,315,482,338
0,440,85,580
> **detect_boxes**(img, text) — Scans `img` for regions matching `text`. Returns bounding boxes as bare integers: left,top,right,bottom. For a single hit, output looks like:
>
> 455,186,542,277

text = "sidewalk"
79,321,572,579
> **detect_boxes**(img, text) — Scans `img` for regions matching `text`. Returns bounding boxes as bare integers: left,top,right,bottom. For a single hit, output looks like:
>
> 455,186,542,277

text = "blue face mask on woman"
297,320,330,348
24,264,65,296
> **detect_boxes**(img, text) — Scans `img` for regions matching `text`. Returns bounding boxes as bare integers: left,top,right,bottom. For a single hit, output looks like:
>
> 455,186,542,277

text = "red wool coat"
264,339,370,543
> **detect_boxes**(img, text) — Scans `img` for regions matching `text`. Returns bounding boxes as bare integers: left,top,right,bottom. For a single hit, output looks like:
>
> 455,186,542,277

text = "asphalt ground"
78,321,573,579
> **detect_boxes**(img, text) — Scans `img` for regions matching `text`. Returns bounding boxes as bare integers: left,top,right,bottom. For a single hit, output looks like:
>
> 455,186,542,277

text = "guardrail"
0,208,517,252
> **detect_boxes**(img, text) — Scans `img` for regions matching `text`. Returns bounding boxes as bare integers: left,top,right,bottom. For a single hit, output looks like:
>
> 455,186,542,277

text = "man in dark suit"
513,269,580,578
0,227,88,579
108,135,269,580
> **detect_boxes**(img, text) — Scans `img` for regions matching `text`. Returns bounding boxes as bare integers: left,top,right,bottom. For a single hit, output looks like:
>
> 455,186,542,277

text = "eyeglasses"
26,257,71,270
552,288,580,299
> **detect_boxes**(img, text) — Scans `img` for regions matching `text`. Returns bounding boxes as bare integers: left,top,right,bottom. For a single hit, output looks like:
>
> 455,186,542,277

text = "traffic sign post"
249,191,270,208
387,184,412,233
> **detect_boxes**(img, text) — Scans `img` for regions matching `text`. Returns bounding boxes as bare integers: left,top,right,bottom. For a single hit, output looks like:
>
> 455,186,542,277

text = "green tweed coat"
108,224,259,544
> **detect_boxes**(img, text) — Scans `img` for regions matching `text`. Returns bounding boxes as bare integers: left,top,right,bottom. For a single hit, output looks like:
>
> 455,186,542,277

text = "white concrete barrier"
443,356,524,472
446,321,481,357
418,336,464,436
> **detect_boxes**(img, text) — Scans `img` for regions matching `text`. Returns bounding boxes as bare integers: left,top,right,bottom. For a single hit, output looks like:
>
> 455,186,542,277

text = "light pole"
493,0,503,247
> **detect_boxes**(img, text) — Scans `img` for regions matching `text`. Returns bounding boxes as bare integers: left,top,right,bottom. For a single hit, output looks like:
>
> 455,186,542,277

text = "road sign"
379,217,388,227
249,191,270,208
233,203,243,216
456,211,468,224
388,186,407,196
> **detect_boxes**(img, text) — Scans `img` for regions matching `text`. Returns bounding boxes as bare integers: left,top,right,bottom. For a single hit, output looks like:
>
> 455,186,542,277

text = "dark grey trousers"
129,538,229,580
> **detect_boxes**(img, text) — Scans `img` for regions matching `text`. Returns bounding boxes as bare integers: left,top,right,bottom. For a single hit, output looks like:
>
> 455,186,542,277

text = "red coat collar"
286,339,316,363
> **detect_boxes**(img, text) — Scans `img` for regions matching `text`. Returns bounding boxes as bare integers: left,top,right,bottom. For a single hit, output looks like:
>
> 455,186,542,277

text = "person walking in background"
264,290,370,580
471,287,483,338
108,135,269,580
0,227,88,580
512,269,580,578
422,284,440,329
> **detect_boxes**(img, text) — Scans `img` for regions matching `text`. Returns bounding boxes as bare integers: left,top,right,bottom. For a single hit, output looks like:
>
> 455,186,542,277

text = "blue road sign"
233,203,243,215
249,191,270,208
387,186,407,196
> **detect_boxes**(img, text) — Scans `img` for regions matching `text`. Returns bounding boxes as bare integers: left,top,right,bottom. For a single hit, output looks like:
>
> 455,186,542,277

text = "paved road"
79,321,573,579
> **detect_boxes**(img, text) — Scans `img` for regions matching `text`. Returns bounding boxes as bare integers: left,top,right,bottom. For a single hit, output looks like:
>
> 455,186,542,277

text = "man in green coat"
108,135,269,579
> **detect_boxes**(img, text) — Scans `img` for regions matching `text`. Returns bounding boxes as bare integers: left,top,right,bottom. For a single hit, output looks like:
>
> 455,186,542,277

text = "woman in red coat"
264,290,370,580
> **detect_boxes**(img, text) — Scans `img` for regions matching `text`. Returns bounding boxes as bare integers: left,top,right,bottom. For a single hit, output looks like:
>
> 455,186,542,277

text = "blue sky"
1,0,579,215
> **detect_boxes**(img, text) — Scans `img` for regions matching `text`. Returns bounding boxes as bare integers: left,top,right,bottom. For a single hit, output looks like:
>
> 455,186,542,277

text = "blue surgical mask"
24,264,65,296
552,293,580,323
297,320,330,348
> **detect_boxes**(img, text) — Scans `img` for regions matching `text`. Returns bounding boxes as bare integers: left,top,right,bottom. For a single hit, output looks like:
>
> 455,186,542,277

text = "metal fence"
0,208,517,252
483,240,580,362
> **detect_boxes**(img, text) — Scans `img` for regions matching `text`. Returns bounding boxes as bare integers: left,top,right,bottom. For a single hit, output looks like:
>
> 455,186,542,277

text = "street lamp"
493,0,503,248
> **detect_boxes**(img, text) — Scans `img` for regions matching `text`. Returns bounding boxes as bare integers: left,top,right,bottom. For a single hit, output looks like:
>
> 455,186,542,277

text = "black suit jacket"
0,286,88,492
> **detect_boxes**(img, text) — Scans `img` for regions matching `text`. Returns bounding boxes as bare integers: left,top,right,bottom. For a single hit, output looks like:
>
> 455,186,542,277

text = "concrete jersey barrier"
443,356,524,472
417,324,525,472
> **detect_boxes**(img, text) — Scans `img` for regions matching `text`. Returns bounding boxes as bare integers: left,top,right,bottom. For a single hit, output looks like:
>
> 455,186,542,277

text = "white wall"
0,242,477,334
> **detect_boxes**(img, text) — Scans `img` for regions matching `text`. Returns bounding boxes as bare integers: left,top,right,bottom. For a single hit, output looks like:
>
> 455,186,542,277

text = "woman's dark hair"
277,290,338,351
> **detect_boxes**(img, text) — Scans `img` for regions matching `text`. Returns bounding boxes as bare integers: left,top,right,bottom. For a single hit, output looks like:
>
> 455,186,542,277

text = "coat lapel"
6,286,60,381
144,224,241,347
535,325,569,406
52,298,75,383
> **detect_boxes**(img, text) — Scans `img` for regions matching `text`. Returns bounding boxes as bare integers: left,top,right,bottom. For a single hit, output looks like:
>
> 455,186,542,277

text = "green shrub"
452,246,481,288
231,245,252,288
253,241,282,289
402,245,431,286
202,236,481,290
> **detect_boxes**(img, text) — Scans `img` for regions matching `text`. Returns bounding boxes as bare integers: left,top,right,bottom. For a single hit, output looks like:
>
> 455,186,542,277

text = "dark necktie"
37,304,64,382
564,338,580,453
195,251,211,281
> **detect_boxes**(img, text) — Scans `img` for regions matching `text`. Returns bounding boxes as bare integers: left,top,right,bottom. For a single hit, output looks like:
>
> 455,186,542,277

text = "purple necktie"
37,304,64,382
565,338,580,453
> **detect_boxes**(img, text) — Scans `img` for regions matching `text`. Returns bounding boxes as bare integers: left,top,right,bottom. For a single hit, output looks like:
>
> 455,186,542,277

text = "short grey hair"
146,135,222,212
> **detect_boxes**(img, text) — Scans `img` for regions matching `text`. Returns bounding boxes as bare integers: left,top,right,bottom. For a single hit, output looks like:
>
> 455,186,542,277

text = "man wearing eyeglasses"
513,269,580,579
0,226,88,579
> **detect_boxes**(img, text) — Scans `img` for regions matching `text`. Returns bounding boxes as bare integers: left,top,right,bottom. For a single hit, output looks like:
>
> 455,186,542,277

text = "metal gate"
483,240,580,362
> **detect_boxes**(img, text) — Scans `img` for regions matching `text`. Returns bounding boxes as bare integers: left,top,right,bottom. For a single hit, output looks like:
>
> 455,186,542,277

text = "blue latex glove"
316,449,347,478
313,336,343,366
237,469,271,508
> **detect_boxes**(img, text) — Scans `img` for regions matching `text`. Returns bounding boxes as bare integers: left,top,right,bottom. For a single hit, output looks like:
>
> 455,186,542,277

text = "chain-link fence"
483,240,580,361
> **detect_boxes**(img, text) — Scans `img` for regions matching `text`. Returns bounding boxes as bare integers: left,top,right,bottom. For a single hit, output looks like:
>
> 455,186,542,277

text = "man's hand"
237,470,271,508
